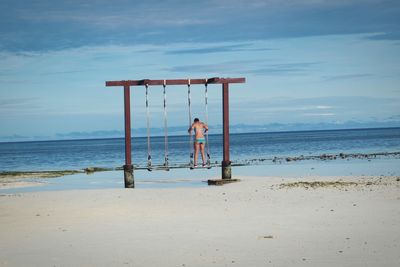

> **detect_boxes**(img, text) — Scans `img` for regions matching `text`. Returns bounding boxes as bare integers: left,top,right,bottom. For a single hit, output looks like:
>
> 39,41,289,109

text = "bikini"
194,127,206,144
195,137,205,144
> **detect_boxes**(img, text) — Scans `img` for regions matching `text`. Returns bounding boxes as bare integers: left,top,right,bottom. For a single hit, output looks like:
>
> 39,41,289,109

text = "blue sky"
0,0,399,141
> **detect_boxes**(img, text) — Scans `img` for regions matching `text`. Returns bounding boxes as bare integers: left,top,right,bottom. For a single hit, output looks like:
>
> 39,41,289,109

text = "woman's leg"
200,143,205,165
194,142,199,165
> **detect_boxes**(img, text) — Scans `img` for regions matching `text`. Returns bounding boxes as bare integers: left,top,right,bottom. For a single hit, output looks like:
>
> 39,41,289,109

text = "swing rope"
187,79,194,166
163,80,169,168
204,79,211,166
145,83,152,169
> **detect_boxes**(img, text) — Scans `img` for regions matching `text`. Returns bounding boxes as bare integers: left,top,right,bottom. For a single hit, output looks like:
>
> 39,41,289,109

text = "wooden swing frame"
106,77,246,188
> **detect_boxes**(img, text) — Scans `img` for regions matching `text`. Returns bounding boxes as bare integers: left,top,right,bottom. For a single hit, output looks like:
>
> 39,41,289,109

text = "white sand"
0,176,399,267
0,180,45,190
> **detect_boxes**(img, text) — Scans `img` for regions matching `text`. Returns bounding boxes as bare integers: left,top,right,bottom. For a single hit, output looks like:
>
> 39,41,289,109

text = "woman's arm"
188,123,194,133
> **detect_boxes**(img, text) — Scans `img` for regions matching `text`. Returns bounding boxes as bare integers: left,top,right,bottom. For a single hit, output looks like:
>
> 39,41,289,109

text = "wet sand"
0,175,399,267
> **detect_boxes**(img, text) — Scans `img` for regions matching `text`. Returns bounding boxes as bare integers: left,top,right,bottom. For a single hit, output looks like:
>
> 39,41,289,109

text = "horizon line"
1,126,399,144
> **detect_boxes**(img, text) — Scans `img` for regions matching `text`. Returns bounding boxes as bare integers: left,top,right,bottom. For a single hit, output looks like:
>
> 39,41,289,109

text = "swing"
204,79,212,167
187,79,194,167
133,78,216,171
143,81,170,171
188,79,212,169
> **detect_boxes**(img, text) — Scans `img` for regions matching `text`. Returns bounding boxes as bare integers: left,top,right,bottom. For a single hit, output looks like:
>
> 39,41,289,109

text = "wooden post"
222,82,231,179
123,84,134,188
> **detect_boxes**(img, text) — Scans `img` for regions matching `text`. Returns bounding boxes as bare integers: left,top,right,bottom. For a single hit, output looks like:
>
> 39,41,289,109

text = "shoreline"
0,175,399,266
1,151,399,192
1,151,399,180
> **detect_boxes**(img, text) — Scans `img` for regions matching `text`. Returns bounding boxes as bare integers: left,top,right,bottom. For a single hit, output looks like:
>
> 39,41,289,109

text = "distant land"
1,121,400,142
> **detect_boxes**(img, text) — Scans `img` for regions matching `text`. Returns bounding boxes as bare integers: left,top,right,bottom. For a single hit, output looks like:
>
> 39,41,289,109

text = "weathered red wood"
222,83,230,164
106,77,245,87
123,85,132,166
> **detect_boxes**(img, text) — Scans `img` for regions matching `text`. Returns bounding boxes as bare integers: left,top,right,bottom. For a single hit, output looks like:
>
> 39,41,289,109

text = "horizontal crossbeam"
105,77,245,87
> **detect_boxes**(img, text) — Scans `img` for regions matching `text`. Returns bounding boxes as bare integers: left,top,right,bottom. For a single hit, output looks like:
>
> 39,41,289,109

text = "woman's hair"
194,118,199,122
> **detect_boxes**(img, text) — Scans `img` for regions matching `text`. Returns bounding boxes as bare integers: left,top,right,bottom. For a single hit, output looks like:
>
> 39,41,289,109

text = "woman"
188,118,209,167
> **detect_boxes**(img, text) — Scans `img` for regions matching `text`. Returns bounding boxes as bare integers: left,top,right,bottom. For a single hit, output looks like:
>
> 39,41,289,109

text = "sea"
1,127,400,192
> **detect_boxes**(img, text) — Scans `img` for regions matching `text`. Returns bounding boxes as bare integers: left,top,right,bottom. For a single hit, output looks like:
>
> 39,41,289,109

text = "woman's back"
193,122,206,138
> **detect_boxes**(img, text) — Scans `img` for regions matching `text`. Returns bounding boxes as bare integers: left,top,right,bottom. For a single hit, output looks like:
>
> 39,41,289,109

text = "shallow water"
1,127,399,193
1,127,399,172
1,157,399,194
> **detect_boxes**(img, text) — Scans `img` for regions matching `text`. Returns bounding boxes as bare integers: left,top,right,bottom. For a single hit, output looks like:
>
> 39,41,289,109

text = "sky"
0,0,399,141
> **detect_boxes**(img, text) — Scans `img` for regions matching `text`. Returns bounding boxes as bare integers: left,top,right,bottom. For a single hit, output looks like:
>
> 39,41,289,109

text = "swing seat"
189,163,214,170
133,162,218,171
190,166,210,170
149,166,170,171
134,165,170,171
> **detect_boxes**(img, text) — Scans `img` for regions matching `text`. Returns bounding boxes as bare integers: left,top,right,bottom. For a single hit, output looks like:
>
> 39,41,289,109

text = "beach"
1,175,399,267
2,0,400,265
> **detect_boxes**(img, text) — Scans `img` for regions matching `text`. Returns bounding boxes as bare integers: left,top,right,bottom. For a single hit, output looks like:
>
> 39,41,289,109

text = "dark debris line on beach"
0,170,82,179
241,151,400,165
0,167,115,179
1,151,399,180
277,175,400,190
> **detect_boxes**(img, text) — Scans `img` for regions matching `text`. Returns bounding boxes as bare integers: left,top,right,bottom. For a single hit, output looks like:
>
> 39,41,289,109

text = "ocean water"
0,127,399,172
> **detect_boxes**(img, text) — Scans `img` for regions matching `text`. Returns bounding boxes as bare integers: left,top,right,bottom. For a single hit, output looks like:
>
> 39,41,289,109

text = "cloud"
303,113,335,116
0,98,38,108
15,1,215,28
166,44,276,54
164,60,259,74
235,102,334,113
39,69,100,76
322,73,373,81
165,61,320,76
0,79,30,84
366,31,400,40
1,0,399,52
231,95,400,123
235,96,399,109
0,97,114,118
245,62,320,76
316,105,332,109
0,98,45,116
